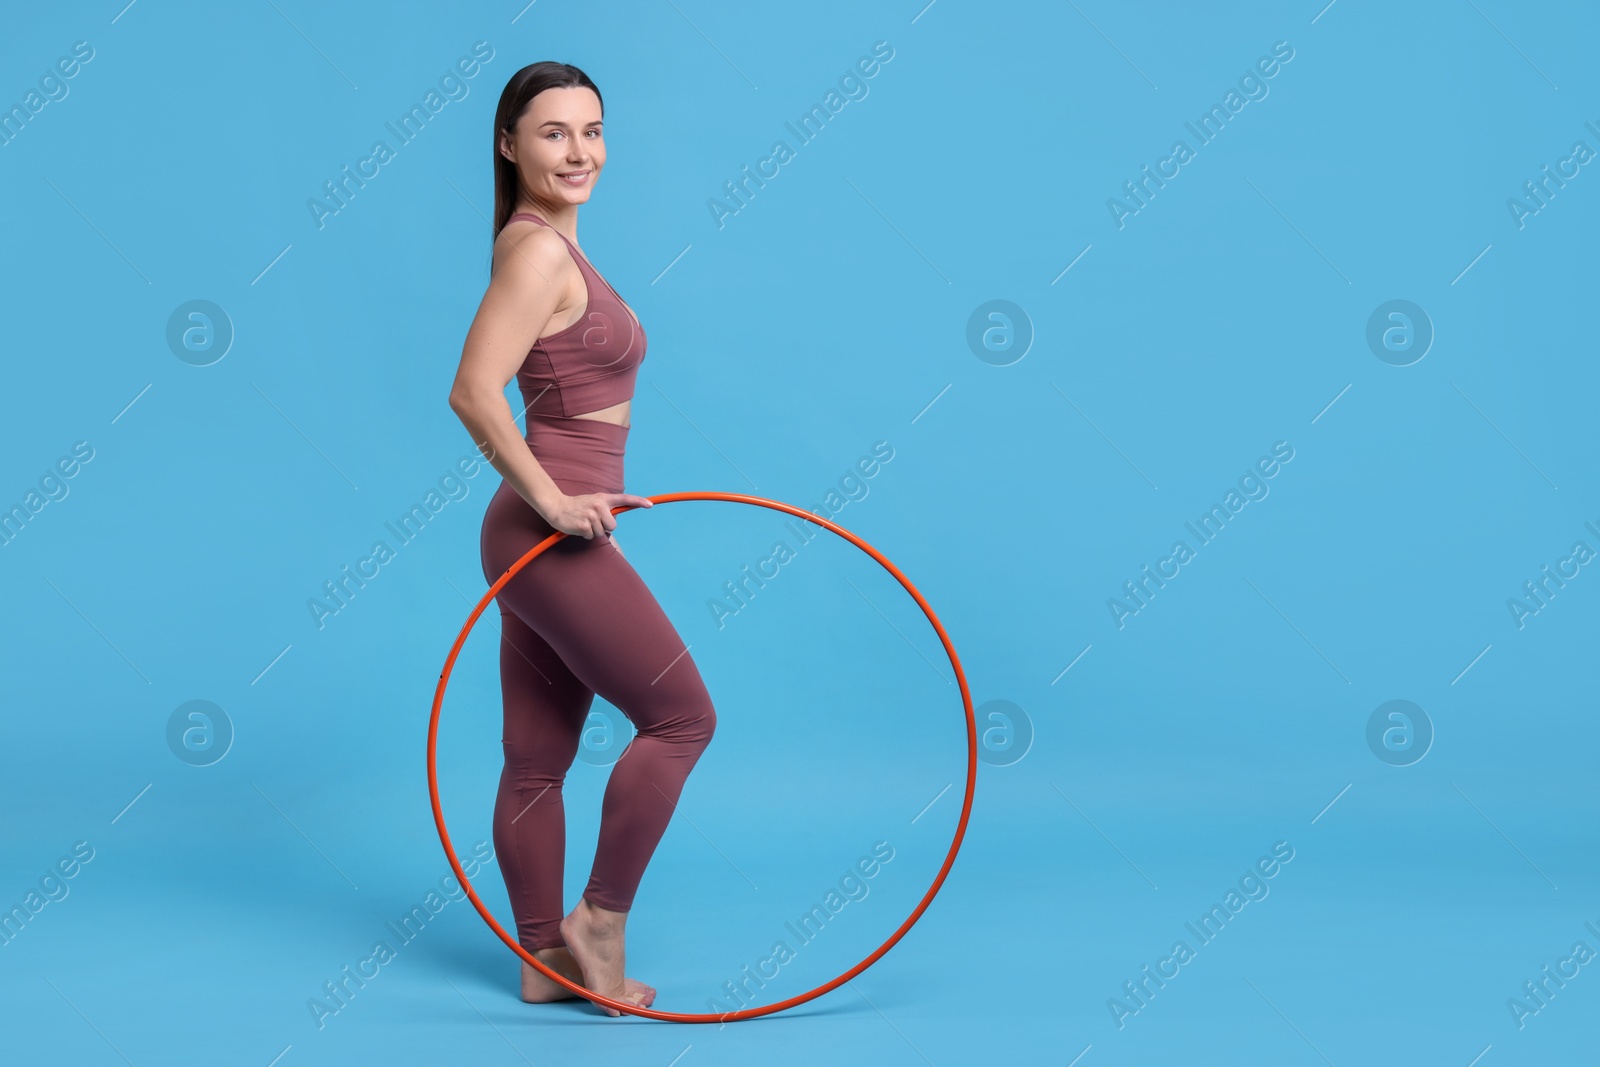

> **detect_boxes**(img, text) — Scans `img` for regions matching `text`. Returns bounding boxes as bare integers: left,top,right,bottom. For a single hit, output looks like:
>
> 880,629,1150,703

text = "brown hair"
491,62,604,240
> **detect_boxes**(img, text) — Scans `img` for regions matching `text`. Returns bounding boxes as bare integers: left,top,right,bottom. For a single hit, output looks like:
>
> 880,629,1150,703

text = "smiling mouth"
558,170,590,183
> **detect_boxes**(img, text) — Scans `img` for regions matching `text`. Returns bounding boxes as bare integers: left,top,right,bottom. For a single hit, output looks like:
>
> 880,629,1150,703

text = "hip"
479,416,630,576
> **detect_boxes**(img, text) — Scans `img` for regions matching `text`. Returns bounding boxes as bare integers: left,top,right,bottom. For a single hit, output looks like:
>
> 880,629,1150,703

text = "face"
499,86,605,208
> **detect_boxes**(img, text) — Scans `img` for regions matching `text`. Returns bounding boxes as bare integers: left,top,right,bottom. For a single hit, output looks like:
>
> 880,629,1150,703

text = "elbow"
451,375,507,422
448,385,481,417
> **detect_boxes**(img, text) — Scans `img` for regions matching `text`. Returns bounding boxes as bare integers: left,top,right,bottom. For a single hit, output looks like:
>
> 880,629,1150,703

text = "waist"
524,412,628,491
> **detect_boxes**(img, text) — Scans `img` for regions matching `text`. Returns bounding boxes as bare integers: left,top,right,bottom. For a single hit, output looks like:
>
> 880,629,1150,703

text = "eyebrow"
537,120,602,129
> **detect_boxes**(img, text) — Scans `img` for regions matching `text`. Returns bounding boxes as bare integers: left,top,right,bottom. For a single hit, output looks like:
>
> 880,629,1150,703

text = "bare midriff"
568,399,630,428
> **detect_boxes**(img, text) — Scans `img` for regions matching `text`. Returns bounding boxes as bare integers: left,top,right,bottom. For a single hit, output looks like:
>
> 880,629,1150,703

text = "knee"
695,701,717,747
500,738,578,786
653,695,716,749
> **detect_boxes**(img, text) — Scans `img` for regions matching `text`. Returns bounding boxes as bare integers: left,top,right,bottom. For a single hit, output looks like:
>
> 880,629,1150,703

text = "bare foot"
520,947,583,1003
520,946,656,1008
560,898,651,1017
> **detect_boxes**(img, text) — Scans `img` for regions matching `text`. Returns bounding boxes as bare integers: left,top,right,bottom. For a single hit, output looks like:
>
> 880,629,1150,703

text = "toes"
622,980,656,1005
600,992,647,1018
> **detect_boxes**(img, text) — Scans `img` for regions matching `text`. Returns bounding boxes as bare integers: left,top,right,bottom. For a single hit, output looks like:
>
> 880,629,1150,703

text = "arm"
449,227,569,519
449,227,653,540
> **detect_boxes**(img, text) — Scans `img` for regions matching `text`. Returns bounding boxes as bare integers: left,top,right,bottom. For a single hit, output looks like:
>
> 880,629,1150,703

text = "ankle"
525,949,580,979
572,895,627,940
575,897,628,930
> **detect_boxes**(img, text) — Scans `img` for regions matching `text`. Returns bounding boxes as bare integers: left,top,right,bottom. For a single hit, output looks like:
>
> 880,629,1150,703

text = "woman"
449,61,718,1016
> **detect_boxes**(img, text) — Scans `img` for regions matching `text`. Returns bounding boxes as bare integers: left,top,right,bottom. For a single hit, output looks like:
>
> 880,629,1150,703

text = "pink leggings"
479,414,716,951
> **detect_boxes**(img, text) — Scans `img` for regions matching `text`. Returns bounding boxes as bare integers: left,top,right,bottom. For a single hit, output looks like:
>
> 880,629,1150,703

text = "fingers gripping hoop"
427,491,977,1022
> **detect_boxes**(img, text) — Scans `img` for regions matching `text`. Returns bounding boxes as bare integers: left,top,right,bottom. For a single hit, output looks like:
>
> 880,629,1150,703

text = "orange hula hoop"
427,490,978,1022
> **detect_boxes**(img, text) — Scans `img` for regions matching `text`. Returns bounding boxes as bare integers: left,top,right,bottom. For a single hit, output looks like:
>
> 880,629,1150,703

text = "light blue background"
2,0,1596,1063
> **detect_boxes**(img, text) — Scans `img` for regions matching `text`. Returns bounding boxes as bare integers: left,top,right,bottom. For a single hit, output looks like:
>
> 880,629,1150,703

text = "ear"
498,130,514,162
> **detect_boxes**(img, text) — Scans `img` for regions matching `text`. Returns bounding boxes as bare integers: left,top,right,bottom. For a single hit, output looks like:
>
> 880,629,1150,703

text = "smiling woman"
448,60,716,1018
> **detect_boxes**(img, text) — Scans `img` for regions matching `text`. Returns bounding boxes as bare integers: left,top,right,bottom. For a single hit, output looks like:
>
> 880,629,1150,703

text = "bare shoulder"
491,219,576,297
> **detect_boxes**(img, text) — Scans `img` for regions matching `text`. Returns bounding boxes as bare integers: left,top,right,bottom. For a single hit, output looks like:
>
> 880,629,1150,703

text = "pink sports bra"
507,212,647,419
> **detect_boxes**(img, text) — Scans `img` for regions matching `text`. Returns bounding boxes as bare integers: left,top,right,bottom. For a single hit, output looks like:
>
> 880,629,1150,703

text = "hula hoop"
427,491,977,1021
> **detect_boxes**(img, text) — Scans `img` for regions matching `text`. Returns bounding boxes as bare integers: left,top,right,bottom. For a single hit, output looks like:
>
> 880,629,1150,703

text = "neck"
515,197,578,240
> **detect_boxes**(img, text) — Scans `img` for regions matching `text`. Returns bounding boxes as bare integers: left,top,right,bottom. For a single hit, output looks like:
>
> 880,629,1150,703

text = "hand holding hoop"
542,491,654,539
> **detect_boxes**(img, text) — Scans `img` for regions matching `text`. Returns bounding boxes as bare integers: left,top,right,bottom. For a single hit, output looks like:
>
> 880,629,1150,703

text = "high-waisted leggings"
479,413,716,951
